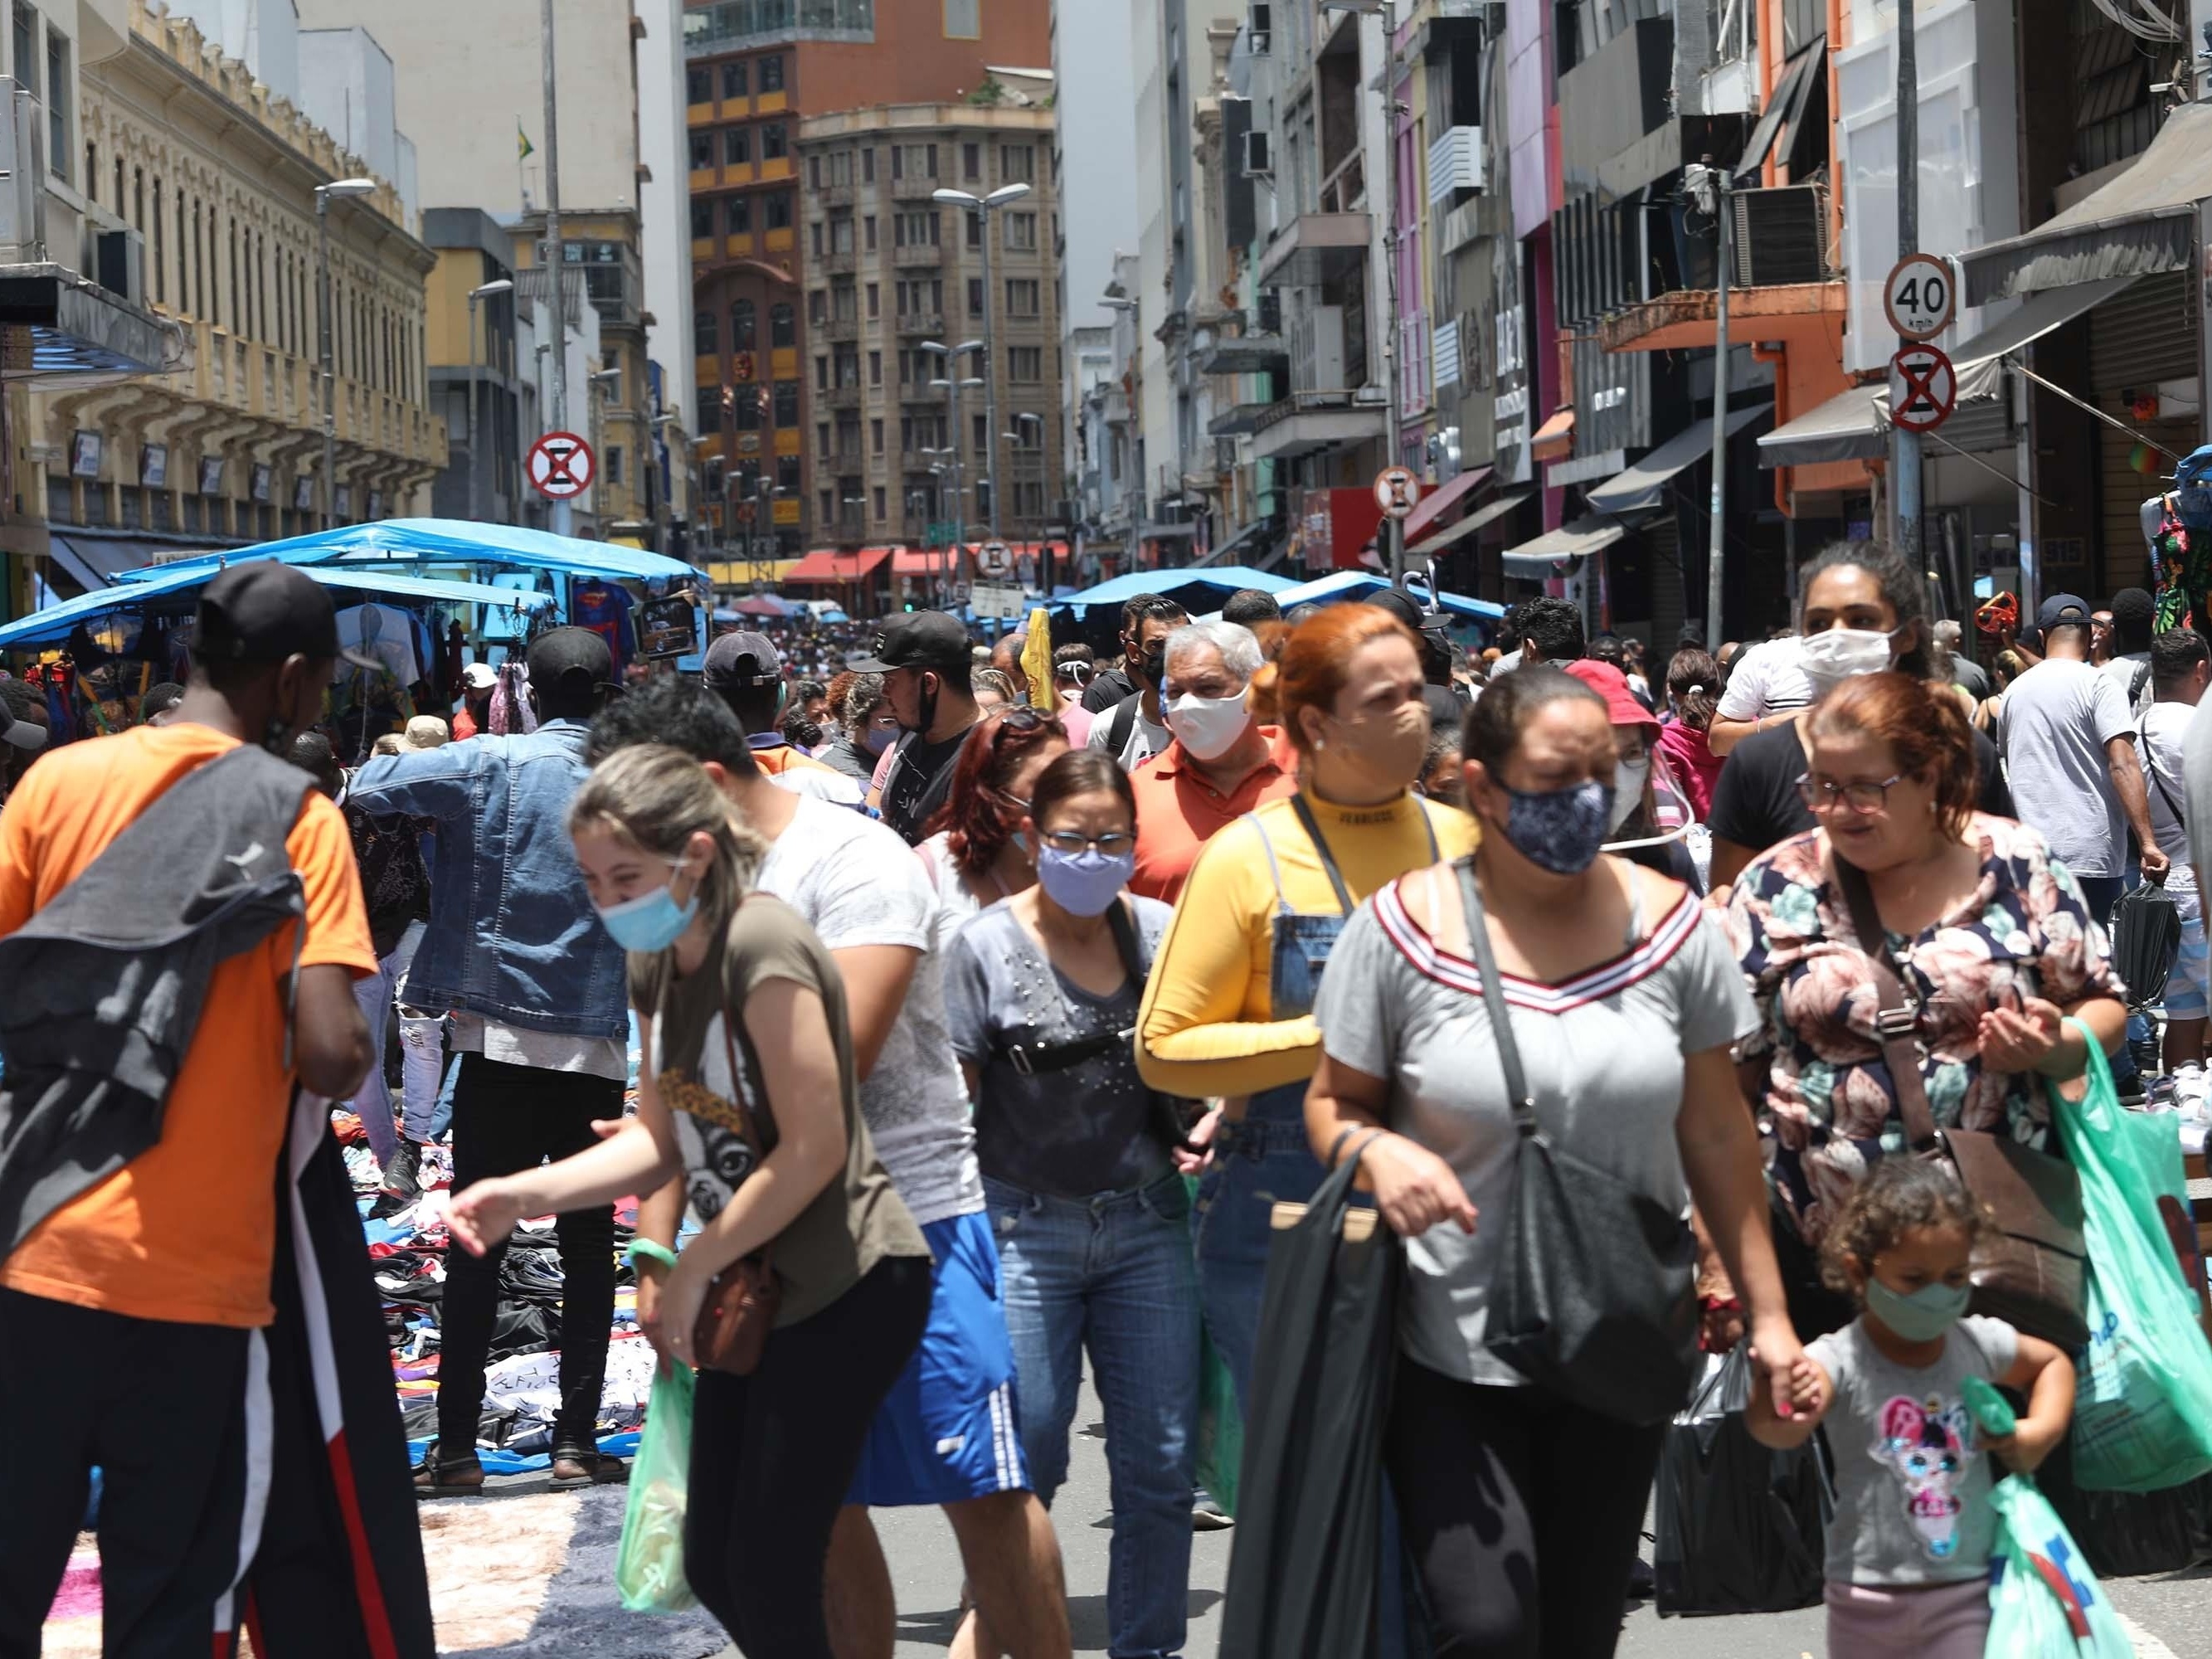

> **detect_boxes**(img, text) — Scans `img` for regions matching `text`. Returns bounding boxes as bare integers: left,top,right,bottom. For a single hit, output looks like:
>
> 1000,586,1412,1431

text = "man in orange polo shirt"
1129,620,1299,903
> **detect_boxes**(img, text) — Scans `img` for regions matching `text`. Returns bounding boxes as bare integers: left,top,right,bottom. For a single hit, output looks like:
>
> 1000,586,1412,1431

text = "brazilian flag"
518,122,535,161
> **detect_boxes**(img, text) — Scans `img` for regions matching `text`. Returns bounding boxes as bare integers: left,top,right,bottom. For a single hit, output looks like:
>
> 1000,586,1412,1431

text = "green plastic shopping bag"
1186,1174,1245,1515
2047,1019,2212,1492
1986,1476,2133,1657
615,1362,698,1613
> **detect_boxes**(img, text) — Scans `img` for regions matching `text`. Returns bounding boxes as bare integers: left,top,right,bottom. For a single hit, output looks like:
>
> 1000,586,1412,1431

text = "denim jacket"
347,719,626,1038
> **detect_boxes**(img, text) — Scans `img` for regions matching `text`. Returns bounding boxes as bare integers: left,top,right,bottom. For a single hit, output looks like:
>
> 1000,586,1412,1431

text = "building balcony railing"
819,247,856,275
821,315,860,343
824,383,863,411
823,182,858,209
896,310,945,336
892,242,943,268
891,174,941,202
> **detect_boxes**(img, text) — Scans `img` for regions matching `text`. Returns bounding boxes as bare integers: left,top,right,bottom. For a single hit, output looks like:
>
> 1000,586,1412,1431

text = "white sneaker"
2173,1063,2208,1108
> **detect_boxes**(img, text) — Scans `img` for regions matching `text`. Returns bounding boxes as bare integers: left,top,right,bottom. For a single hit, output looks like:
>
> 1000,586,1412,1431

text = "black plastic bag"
1218,1136,1401,1659
1653,1345,1830,1616
2110,880,2183,1009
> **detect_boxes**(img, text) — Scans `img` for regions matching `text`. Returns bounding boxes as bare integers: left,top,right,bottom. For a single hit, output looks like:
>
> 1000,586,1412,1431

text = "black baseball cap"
193,562,378,669
2037,592,2092,632
702,630,783,692
0,696,43,752
525,625,615,694
848,611,972,675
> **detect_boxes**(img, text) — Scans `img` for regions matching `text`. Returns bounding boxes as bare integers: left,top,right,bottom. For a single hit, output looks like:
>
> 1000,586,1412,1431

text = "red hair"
1804,671,1977,837
926,708,1069,874
1276,606,1420,755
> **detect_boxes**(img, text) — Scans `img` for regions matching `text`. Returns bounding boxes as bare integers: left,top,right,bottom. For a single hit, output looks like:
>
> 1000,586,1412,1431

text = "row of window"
685,53,785,105
694,299,797,355
804,139,1034,191
693,379,801,431
807,277,1043,326
812,208,1038,256
688,121,787,172
689,192,795,239
813,414,1045,460
815,344,1046,387
814,479,1048,528
46,477,368,541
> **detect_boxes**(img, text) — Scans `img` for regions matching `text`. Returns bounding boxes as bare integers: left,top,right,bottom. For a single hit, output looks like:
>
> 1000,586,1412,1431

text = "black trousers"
0,1288,261,1659
687,1254,931,1658
1387,1359,1666,1659
435,1054,623,1454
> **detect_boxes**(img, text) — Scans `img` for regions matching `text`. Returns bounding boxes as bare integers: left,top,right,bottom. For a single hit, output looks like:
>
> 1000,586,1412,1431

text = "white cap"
461,662,498,691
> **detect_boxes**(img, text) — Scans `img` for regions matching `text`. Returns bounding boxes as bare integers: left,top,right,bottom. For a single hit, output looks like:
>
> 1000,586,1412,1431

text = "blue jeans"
346,920,424,1166
1193,1087,1326,1415
986,1173,1200,1659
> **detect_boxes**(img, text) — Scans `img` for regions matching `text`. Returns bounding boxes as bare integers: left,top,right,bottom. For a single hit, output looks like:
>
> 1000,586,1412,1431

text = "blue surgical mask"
1034,845,1135,917
1497,779,1615,875
1865,1277,1972,1343
596,864,699,953
864,723,897,755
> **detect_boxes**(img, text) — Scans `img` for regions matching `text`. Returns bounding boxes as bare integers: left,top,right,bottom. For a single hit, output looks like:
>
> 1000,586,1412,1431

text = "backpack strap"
1108,692,1140,759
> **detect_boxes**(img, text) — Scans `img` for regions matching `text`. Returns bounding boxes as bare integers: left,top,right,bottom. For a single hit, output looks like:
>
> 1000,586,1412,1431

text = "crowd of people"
0,547,2207,1659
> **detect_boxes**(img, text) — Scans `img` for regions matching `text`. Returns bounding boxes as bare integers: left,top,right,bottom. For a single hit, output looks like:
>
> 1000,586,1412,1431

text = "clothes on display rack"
571,581,635,680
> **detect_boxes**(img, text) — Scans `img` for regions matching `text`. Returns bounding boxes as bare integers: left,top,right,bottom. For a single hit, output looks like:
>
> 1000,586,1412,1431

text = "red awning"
1530,408,1575,464
892,548,964,577
783,546,896,584
1401,465,1494,540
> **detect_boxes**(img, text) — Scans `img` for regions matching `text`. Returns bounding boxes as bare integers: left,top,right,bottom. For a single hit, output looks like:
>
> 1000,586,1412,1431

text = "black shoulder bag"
1455,856,1701,1425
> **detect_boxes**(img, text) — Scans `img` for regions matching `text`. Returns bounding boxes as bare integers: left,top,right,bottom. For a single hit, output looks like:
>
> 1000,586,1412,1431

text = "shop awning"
1410,490,1530,557
1734,37,1826,182
1268,569,1505,620
1758,278,2133,467
783,546,895,584
1402,465,1494,540
707,557,802,585
1586,405,1772,515
1529,407,1575,463
1190,517,1276,567
892,548,965,577
117,518,700,585
1501,515,1623,576
1052,566,1300,616
1959,102,2212,304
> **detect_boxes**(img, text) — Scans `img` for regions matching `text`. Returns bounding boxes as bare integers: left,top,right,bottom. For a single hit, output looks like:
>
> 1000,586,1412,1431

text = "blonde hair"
568,743,766,926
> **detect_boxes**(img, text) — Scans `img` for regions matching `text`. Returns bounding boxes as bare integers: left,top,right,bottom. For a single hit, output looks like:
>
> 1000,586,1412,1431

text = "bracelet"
626,1238,678,1273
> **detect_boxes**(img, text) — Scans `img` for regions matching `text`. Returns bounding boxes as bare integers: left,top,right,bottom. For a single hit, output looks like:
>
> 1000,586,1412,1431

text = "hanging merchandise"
489,659,537,735
1652,1345,1828,1615
336,604,423,688
1985,1476,2136,1658
2049,1021,2212,1492
1218,1136,1399,1659
635,594,699,662
571,578,636,679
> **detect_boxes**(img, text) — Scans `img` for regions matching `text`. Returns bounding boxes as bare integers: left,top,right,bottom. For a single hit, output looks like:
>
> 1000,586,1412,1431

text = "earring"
1313,737,1325,751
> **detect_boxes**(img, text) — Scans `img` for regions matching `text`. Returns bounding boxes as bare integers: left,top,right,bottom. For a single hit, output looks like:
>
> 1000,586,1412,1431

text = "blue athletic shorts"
847,1209,1031,1506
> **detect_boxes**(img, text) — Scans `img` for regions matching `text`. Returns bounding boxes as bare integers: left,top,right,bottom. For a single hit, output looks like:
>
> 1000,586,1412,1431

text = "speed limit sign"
1883,254,1956,342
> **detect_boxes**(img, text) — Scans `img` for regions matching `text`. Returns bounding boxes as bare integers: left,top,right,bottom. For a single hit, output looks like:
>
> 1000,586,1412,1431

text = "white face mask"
1799,625,1900,688
1609,757,1648,830
1164,688,1252,761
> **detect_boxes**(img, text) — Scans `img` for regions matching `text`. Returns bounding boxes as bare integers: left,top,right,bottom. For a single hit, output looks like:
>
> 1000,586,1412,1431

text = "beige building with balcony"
22,1,440,587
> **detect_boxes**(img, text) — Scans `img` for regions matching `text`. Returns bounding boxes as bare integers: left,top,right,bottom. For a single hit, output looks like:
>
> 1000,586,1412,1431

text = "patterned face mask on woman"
1493,778,1616,875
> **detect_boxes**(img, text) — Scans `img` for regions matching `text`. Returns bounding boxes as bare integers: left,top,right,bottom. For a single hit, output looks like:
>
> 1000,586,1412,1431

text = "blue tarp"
1271,570,1505,621
0,557,553,649
1050,566,1300,615
114,518,698,586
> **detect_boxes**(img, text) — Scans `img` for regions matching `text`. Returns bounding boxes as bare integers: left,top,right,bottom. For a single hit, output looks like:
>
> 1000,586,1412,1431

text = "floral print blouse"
1725,815,2122,1249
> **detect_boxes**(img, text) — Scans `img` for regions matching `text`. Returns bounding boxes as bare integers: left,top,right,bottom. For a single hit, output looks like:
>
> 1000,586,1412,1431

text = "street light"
931,184,1032,542
316,178,378,528
466,278,514,523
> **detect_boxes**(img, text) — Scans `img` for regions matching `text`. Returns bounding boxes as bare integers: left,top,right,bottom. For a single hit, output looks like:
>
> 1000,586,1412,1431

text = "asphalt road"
852,1376,2210,1659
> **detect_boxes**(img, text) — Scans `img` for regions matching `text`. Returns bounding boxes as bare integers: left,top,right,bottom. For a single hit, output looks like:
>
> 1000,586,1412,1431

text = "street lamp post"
934,184,1033,542
466,278,515,522
315,178,377,530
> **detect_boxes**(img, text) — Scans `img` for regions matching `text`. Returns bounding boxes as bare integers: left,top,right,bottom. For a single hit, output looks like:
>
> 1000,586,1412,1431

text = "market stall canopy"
1051,566,1300,617
1586,405,1771,515
1270,569,1505,620
1958,103,2212,305
115,519,699,585
0,558,553,650
783,547,895,584
1411,490,1530,557
1757,277,2132,467
1501,516,1624,576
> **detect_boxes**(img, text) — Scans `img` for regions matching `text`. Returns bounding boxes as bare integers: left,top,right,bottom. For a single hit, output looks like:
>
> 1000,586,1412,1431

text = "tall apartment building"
681,0,1050,554
793,102,1061,559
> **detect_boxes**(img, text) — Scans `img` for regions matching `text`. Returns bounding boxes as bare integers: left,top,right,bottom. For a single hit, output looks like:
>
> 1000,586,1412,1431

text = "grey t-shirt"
2184,693,2212,879
943,895,1174,1199
1314,870,1755,1385
1805,1316,2020,1586
1997,658,2136,878
756,796,984,1228
2138,702,2197,895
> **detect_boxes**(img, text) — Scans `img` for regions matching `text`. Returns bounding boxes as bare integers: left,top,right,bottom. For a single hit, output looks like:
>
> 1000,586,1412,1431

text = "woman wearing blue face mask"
1305,666,1805,1658
941,747,1203,1659
814,669,897,782
445,744,932,1658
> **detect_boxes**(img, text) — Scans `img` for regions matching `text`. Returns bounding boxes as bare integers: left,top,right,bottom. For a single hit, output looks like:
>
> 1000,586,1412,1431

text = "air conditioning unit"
1250,2,1271,52
1729,184,1828,287
1242,129,1272,178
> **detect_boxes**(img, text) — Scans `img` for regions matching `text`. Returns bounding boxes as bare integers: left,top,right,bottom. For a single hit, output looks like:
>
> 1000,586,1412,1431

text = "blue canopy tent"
0,558,553,650
1049,566,1300,619
114,518,698,585
1270,570,1505,623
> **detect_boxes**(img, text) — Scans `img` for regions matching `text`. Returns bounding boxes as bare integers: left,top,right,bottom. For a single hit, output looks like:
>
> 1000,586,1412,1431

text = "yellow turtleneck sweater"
1135,786,1478,1098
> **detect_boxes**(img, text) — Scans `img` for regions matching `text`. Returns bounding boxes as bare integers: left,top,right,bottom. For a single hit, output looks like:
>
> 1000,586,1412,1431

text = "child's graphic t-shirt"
1806,1315,2019,1585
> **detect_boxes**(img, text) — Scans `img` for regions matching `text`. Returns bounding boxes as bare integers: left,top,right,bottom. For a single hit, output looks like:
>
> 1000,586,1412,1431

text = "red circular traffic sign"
1883,254,1957,343
1889,345,1957,434
528,431,595,500
1373,465,1421,520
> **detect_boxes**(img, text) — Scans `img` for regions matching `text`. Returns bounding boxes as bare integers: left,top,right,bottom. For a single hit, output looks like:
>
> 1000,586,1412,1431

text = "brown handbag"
1834,855,2091,1350
688,982,783,1376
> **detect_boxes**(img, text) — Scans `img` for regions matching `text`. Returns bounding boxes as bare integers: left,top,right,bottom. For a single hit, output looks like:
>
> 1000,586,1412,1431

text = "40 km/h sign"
1889,343,1958,434
1883,253,1957,343
527,431,595,500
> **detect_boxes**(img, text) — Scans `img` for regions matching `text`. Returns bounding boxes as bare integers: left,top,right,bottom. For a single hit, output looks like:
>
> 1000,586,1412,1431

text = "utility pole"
1380,0,1406,587
1892,0,1922,567
1704,157,1731,640
979,213,1001,540
541,0,571,538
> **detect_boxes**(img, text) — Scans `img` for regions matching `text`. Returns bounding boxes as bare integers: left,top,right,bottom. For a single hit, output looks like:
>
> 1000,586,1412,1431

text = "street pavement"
851,1375,2210,1659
